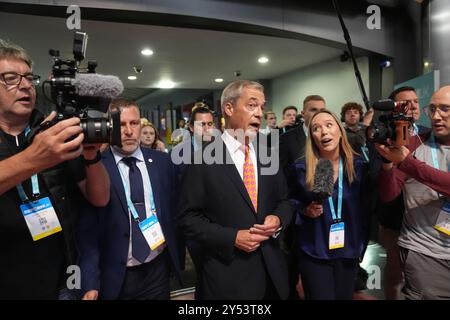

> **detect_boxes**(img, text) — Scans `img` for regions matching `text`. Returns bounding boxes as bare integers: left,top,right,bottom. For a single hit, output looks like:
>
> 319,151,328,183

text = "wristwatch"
83,151,101,167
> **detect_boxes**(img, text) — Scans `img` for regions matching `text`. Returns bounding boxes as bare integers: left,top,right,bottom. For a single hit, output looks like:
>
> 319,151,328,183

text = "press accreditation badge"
20,197,62,241
329,222,345,250
139,213,165,250
434,202,450,236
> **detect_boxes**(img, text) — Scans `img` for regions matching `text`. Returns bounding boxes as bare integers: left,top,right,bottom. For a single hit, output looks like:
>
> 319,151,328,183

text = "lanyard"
117,158,156,222
16,127,40,202
430,135,440,170
412,123,419,136
360,145,369,162
328,158,343,222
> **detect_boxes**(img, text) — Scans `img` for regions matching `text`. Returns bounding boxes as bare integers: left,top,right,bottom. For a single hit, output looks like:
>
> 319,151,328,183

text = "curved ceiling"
0,11,342,95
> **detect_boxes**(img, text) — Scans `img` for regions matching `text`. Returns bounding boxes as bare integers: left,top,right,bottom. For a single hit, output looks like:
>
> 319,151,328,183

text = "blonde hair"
140,118,162,149
305,110,357,190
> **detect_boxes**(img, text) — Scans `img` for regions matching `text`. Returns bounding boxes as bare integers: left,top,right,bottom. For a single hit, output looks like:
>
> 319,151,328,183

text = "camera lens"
79,111,121,146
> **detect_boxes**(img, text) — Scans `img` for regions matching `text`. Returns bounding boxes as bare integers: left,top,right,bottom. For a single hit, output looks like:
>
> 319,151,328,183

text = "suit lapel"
103,149,129,217
255,139,268,223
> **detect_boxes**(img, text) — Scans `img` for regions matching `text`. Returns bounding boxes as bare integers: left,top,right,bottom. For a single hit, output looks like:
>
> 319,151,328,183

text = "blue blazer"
78,147,184,299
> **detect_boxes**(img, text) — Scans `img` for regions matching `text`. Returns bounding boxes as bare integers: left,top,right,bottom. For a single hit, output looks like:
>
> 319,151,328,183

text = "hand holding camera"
374,138,411,166
25,111,84,171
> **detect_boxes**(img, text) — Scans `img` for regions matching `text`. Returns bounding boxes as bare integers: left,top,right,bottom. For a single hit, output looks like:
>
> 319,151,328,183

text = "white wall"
270,57,370,118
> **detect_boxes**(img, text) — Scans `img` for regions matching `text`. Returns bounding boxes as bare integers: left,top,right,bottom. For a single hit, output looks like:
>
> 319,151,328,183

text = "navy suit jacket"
78,147,184,299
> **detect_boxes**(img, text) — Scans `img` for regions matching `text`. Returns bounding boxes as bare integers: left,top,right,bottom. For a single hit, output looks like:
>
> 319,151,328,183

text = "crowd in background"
1,38,449,301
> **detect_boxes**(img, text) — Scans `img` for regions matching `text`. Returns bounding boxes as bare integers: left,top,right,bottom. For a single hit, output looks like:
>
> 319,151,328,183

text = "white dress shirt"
221,130,258,189
111,146,165,267
303,123,308,137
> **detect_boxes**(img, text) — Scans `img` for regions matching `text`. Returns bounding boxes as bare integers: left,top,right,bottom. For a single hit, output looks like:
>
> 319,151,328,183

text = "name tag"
434,202,450,236
329,222,345,250
139,213,165,250
20,197,62,241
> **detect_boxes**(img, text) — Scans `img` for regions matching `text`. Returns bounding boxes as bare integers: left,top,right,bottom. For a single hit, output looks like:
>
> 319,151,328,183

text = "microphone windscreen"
312,159,334,202
74,73,124,98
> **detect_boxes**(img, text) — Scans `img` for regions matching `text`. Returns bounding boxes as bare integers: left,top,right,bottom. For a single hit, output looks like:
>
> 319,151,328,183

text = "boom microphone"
312,159,334,202
73,74,124,113
73,73,124,99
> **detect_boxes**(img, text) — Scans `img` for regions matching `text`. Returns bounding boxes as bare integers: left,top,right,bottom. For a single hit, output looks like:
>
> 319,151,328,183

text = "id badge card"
434,201,450,236
329,222,345,250
20,197,62,241
139,213,165,250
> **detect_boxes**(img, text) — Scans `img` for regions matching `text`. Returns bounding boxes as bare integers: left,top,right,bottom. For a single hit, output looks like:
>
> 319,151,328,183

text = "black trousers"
298,252,358,300
118,250,171,300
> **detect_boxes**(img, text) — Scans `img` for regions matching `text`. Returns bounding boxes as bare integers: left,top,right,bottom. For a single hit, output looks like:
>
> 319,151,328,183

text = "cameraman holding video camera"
375,86,450,300
0,39,110,299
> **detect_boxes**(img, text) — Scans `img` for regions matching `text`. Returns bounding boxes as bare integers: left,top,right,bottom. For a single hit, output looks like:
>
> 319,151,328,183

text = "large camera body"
366,99,414,146
36,31,122,146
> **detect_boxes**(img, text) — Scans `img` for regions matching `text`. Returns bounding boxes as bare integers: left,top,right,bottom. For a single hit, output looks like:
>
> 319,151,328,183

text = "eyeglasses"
0,72,40,86
423,104,450,117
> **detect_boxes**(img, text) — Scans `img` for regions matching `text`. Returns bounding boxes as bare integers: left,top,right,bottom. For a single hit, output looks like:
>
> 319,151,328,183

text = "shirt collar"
111,146,144,165
222,129,256,155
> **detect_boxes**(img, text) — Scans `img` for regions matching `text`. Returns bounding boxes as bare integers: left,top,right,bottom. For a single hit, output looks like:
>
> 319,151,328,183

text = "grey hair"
220,80,264,115
0,39,33,68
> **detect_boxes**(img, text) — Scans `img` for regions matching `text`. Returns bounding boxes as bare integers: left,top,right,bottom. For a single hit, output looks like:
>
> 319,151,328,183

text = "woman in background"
140,118,167,152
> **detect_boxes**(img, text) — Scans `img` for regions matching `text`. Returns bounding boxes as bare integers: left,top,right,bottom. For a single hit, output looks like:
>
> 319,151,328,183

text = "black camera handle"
331,0,370,112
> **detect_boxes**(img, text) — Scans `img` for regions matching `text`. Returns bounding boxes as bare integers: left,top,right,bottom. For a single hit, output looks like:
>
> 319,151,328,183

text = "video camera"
29,31,122,146
366,99,414,146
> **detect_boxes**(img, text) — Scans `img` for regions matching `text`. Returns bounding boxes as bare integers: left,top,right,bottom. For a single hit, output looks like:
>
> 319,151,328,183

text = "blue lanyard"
360,145,369,162
412,123,419,136
16,127,40,202
430,135,440,170
328,158,343,222
117,158,156,222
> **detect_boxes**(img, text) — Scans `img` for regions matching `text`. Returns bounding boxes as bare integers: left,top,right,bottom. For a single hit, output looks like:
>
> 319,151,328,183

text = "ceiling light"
424,61,430,67
141,48,154,56
215,78,224,83
158,80,175,89
431,11,450,21
128,75,137,80
258,56,269,64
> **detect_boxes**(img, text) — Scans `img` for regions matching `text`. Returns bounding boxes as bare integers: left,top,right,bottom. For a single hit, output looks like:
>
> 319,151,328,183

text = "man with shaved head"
376,86,450,300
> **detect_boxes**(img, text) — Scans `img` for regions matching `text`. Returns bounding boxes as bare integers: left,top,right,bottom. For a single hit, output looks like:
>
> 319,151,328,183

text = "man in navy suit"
79,98,184,300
